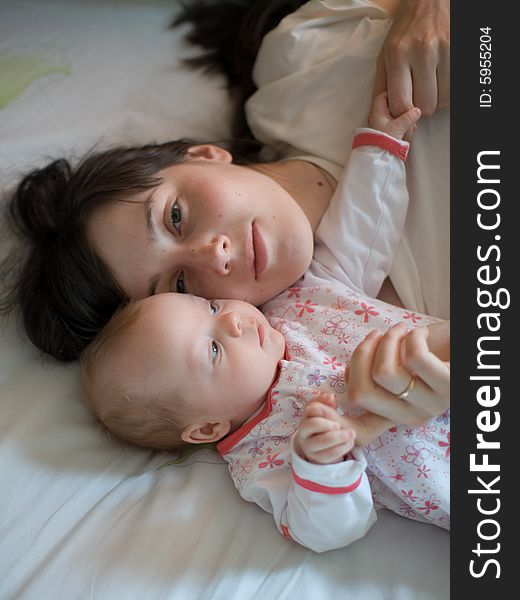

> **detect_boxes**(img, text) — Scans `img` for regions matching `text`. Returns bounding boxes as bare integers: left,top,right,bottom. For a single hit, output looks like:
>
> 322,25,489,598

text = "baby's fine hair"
0,137,266,362
80,301,187,451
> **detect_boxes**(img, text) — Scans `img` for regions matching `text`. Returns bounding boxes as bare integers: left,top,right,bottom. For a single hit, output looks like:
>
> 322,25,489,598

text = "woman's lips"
252,223,267,279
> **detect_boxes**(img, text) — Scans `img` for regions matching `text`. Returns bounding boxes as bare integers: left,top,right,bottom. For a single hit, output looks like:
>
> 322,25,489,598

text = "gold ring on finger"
396,374,416,400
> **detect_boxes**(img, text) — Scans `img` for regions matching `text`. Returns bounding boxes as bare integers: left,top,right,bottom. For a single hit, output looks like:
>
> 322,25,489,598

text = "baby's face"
111,293,285,430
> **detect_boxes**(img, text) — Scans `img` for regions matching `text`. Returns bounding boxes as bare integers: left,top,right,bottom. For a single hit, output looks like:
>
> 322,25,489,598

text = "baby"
81,97,451,551
81,292,449,553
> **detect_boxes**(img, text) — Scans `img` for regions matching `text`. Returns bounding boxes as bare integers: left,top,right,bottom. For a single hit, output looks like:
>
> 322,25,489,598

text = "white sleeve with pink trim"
311,127,410,297
235,441,376,553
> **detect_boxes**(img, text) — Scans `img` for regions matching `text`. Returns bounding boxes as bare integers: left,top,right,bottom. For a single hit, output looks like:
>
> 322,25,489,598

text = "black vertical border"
452,1,515,595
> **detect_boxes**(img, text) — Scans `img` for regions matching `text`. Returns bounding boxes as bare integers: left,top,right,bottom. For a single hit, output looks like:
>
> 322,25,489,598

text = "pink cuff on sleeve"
291,467,363,495
352,131,409,161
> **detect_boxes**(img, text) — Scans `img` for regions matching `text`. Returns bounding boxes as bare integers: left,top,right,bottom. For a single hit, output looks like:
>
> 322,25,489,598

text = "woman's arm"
372,0,450,117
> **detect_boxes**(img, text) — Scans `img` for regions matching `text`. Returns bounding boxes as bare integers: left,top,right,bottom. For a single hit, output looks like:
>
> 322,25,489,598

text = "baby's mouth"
257,322,265,347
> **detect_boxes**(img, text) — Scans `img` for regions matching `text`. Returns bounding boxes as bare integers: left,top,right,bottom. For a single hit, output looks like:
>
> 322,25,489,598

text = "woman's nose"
189,235,231,275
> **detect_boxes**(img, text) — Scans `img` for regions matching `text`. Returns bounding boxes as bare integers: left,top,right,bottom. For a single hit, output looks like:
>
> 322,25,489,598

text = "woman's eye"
170,201,182,233
211,341,219,361
175,272,186,294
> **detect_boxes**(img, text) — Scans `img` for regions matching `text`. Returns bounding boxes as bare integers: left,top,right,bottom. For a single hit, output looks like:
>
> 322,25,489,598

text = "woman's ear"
181,420,231,444
185,144,233,164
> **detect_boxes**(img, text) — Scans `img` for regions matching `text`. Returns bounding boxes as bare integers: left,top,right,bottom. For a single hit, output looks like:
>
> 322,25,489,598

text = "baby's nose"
223,311,242,337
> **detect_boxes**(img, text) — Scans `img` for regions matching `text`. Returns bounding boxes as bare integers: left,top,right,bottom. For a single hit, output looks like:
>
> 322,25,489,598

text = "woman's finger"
436,45,450,109
386,62,414,117
348,330,430,425
371,91,390,116
390,372,444,420
371,323,413,394
352,380,430,426
348,329,381,388
372,50,388,99
411,59,438,116
402,328,450,404
351,412,394,446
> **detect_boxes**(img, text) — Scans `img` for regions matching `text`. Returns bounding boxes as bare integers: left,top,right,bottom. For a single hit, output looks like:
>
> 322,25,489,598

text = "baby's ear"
181,421,231,444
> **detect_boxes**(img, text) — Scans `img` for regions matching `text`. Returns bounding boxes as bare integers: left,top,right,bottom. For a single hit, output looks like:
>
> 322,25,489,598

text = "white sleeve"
234,442,376,553
312,128,410,297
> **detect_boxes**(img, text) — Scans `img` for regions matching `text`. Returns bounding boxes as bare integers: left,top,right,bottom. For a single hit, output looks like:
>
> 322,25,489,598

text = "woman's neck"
251,160,337,233
257,160,405,309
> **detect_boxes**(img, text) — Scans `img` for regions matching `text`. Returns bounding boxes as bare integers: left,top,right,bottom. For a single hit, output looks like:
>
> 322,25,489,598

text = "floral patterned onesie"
216,129,450,552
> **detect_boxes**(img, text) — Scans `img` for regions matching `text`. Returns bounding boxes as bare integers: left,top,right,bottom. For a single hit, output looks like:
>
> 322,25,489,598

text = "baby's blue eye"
170,201,182,233
211,341,219,361
209,301,218,315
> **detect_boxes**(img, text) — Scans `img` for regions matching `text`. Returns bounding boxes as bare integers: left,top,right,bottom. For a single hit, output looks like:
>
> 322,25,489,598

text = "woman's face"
87,146,314,305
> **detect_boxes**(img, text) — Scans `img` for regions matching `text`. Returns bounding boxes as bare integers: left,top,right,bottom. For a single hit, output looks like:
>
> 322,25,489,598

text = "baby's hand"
369,91,421,140
294,392,355,464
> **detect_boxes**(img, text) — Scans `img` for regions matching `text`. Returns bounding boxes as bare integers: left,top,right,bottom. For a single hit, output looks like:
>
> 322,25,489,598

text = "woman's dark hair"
0,138,264,361
173,0,308,139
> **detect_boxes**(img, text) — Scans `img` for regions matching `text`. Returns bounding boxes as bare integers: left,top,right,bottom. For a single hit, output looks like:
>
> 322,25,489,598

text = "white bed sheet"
0,1,449,598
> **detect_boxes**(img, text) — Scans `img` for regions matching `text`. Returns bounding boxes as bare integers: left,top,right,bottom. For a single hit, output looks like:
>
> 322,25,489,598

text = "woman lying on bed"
0,0,450,426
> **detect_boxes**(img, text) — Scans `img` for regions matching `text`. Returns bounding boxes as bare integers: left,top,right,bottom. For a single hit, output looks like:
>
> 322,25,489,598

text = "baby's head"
80,293,285,450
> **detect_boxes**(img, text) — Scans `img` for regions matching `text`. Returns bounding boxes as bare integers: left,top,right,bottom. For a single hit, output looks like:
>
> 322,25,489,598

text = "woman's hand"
345,411,395,447
346,323,450,426
294,393,356,464
373,0,450,118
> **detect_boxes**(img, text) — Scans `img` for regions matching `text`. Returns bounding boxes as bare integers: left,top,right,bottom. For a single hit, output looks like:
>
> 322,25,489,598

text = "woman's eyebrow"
143,192,160,296
144,192,158,242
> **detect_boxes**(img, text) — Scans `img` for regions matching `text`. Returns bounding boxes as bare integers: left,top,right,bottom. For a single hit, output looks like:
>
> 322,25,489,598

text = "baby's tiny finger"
305,429,354,454
395,106,421,131
311,437,355,464
299,416,339,439
314,392,337,408
304,400,340,422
